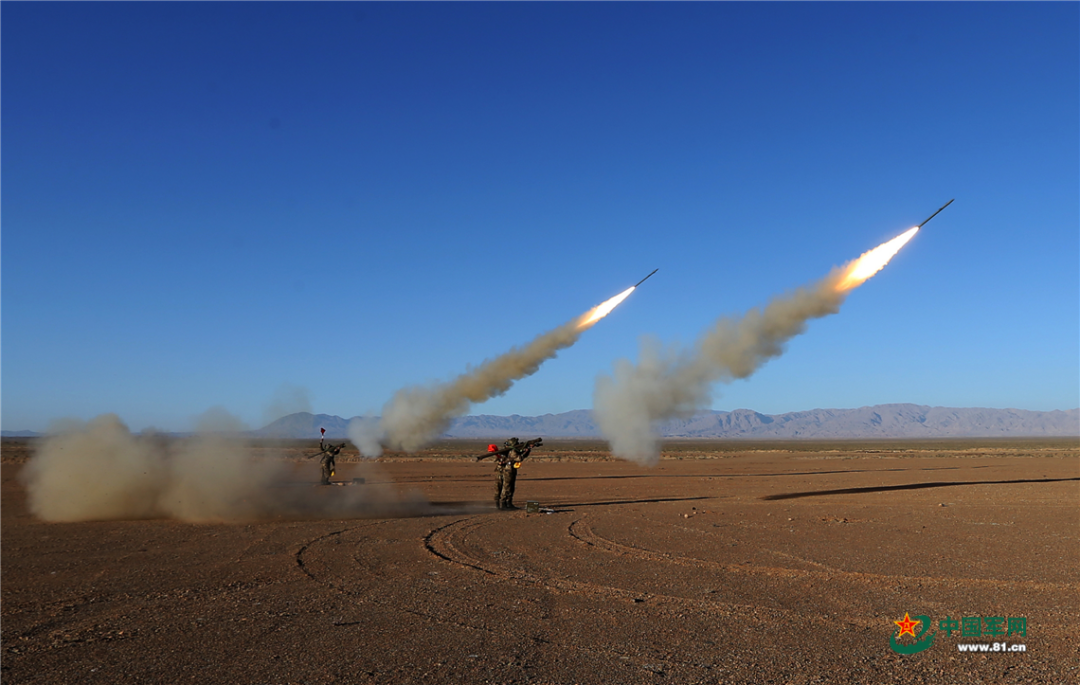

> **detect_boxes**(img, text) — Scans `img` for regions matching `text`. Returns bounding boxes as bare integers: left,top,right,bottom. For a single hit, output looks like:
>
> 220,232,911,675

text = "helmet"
487,444,498,452
505,437,519,448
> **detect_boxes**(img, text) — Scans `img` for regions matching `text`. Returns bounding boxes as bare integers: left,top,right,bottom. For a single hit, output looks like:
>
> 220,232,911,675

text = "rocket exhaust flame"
594,220,930,466
351,276,651,456
578,270,655,328
836,226,919,291
578,287,635,328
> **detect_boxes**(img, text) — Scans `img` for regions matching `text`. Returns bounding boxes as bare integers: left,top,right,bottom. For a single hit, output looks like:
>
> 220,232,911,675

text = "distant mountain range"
248,405,1079,441
6,405,1076,440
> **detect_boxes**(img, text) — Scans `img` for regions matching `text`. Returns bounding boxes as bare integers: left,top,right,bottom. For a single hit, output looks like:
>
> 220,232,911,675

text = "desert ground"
3,437,1078,684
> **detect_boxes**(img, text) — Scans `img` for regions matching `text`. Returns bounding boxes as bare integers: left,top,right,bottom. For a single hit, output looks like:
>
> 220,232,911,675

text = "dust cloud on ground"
20,413,438,523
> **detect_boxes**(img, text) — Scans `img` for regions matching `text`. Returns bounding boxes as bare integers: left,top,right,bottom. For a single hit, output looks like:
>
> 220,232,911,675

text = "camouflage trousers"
494,463,518,509
320,455,336,485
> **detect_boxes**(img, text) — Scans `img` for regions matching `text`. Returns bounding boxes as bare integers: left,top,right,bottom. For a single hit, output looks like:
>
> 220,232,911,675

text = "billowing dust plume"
21,412,434,522
352,287,636,456
594,228,919,465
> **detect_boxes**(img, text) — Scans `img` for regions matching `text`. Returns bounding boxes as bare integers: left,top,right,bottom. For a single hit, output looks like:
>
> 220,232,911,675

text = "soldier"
318,438,344,485
493,437,532,510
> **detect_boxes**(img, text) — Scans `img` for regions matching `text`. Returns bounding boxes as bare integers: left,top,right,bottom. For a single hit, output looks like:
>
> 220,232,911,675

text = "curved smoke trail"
594,227,920,465
351,286,637,456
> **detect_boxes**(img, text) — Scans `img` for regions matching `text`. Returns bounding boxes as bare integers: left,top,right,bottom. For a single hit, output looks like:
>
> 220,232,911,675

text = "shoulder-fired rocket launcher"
476,437,544,462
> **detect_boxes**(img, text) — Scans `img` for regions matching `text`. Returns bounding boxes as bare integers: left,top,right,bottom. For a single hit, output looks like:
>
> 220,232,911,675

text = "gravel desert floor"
3,437,1078,685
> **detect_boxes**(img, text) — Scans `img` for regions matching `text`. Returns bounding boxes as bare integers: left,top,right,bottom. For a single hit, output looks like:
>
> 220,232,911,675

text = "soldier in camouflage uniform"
494,437,532,510
319,439,344,485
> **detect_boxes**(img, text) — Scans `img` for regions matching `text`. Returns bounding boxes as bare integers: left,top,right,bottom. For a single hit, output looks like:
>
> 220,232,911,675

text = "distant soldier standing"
318,430,344,485
493,437,532,510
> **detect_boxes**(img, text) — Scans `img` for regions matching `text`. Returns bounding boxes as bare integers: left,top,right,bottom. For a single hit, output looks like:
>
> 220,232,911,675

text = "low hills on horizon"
250,404,1078,441
5,404,1076,440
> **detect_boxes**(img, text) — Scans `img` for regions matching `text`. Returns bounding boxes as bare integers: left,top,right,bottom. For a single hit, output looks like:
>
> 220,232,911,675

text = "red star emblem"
894,612,921,638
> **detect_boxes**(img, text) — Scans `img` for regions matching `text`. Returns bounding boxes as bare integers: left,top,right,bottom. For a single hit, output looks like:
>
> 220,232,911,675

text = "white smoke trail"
352,322,585,455
594,269,850,465
595,222,924,466
351,286,637,456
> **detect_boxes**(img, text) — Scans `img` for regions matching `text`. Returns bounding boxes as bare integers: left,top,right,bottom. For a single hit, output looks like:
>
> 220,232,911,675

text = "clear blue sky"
3,2,1077,433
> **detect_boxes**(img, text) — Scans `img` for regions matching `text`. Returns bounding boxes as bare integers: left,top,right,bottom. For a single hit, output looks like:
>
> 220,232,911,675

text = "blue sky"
3,2,1077,433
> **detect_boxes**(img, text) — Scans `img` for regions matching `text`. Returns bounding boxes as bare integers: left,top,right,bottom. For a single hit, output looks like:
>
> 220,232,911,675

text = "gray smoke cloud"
594,269,848,465
21,411,436,522
351,321,587,456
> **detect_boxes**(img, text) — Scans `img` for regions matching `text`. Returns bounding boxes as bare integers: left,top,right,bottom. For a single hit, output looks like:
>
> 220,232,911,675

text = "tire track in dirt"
568,518,1074,592
422,516,498,575
419,515,738,674
295,519,508,637
294,521,392,584
422,514,862,631
299,516,706,675
420,514,921,648
424,515,682,605
12,531,322,651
